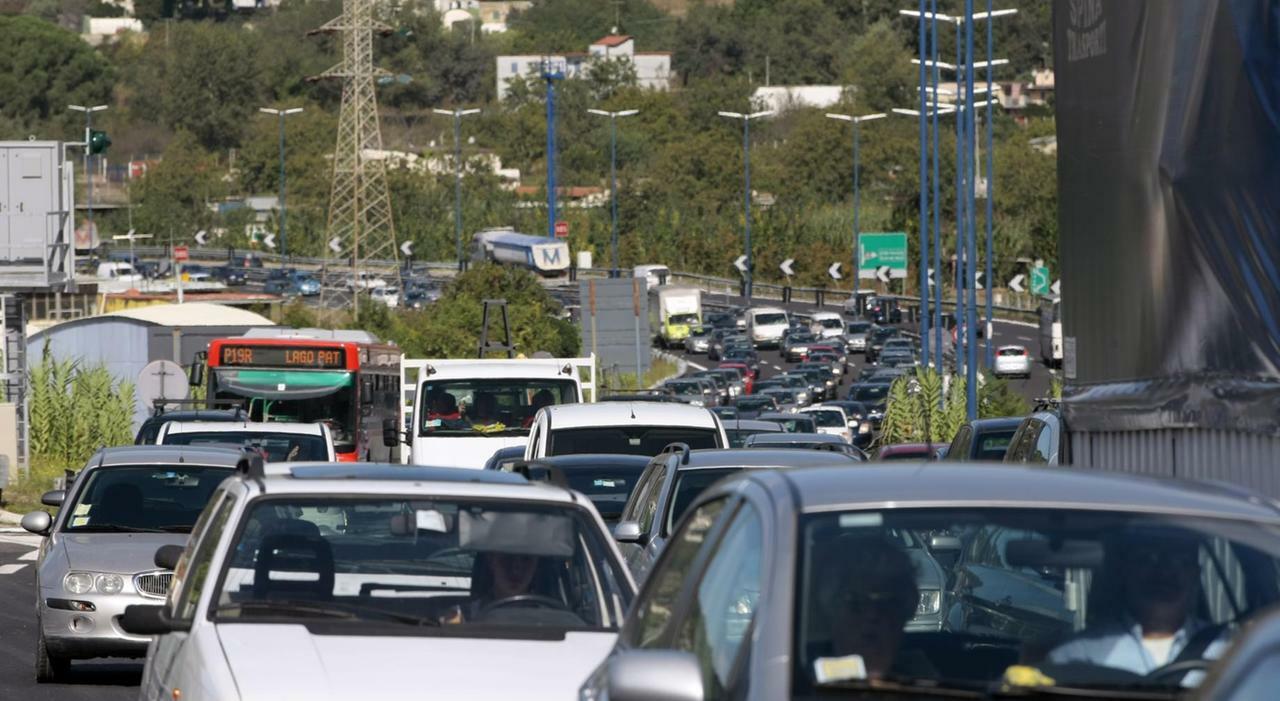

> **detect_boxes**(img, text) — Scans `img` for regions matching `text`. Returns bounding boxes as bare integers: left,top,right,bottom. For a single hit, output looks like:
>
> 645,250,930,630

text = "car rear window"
975,431,1017,460
549,426,721,456
755,313,787,325
998,347,1027,356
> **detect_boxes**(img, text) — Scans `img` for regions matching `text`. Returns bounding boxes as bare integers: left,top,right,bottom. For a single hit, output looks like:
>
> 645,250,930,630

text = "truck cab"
402,358,595,468
648,285,702,349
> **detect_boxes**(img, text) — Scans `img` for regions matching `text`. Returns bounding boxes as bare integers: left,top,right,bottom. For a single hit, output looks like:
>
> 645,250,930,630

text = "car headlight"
859,423,871,434
64,572,94,594
917,590,941,615
96,574,124,594
690,399,704,407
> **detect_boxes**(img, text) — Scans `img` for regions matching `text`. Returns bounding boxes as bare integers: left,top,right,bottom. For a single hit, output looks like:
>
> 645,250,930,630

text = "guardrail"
96,245,1045,323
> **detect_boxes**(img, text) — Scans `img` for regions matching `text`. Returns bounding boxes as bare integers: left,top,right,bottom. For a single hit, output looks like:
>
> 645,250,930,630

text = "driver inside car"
441,551,555,624
1045,528,1231,684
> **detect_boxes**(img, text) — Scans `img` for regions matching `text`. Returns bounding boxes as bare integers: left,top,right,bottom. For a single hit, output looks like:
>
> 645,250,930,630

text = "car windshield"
419,378,577,437
163,431,328,462
768,417,816,433
669,313,700,326
548,426,720,456
212,498,632,633
818,318,843,329
848,323,872,334
789,333,816,344
806,410,845,428
725,427,779,449
854,385,892,402
998,347,1026,356
63,465,233,533
794,508,1280,695
665,380,702,393
755,313,787,325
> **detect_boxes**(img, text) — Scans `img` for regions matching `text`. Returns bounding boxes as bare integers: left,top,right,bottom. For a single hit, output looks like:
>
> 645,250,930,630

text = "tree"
0,16,114,137
131,131,224,240
839,19,915,113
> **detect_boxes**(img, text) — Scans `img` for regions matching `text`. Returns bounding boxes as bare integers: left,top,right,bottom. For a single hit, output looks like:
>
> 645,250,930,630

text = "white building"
751,86,846,113
495,34,672,100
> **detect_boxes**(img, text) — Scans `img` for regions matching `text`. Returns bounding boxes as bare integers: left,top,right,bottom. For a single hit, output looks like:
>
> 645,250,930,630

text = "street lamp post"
433,107,482,270
587,108,639,278
718,110,774,299
542,60,565,240
825,112,888,315
258,107,304,260
68,104,108,241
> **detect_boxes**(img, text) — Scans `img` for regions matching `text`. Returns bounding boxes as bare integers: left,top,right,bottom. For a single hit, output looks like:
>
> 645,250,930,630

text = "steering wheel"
479,594,570,615
1146,659,1211,684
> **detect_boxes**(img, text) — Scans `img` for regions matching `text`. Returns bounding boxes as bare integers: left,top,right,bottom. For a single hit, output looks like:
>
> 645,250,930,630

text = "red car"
718,361,755,394
873,442,942,461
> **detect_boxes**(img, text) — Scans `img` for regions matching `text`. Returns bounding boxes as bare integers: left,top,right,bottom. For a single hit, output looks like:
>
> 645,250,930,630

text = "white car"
809,311,846,340
525,402,728,459
156,421,336,462
746,306,789,349
370,286,400,308
122,460,636,701
993,344,1033,378
800,405,853,444
345,271,388,290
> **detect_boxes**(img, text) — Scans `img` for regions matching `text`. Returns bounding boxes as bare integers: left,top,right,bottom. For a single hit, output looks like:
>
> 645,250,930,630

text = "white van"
525,402,727,459
633,264,671,289
746,306,790,349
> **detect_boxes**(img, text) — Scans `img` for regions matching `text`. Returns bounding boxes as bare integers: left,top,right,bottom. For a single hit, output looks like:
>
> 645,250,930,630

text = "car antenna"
630,402,636,420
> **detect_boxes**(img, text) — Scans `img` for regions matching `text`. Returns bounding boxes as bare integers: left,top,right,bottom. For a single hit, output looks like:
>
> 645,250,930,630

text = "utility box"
579,278,651,381
0,141,76,291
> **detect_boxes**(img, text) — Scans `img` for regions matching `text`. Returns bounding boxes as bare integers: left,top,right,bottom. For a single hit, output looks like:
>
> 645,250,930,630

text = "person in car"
468,392,502,427
814,538,930,680
1046,529,1229,681
441,551,550,624
426,391,461,421
522,389,556,428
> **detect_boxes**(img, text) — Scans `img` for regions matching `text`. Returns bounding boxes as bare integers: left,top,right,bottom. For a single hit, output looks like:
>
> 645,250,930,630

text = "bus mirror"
382,417,400,447
188,353,206,386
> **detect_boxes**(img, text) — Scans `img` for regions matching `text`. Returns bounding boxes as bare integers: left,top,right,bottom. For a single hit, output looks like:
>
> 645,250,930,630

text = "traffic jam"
13,292,1280,701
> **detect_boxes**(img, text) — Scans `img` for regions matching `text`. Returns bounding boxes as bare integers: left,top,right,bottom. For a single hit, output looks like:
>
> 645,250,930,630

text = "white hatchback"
123,461,635,701
799,405,852,444
993,345,1033,378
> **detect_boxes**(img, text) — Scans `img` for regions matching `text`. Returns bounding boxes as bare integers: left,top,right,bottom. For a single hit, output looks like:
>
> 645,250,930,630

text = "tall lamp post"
587,108,639,278
824,111,885,312
258,107,304,260
542,60,565,240
433,107,482,270
717,109,774,299
68,104,108,241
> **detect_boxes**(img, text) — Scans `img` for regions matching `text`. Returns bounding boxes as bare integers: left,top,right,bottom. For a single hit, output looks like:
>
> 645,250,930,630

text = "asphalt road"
0,530,141,700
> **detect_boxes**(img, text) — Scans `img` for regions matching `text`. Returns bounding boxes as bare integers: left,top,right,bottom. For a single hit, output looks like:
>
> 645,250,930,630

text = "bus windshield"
210,368,356,452
420,378,578,437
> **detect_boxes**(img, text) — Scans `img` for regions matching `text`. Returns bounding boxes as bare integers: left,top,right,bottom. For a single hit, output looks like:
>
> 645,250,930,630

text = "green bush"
28,350,136,466
879,368,1029,446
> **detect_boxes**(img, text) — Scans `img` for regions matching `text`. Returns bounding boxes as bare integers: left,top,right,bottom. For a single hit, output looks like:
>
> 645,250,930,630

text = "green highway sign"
858,232,908,280
1031,265,1051,295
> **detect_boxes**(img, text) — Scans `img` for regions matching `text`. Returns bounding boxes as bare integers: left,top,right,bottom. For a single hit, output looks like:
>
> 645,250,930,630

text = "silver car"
123,461,635,701
20,445,246,682
844,321,873,353
584,464,1280,700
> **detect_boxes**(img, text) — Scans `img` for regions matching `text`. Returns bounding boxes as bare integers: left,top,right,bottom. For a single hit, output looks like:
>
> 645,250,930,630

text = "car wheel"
35,629,68,683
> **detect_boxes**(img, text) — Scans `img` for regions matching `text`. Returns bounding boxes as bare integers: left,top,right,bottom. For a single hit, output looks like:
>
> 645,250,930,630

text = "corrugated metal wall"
32,318,151,427
1070,429,1280,498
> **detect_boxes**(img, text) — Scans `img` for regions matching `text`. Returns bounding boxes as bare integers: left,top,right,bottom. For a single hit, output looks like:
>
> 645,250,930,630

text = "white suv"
121,460,635,701
525,402,728,459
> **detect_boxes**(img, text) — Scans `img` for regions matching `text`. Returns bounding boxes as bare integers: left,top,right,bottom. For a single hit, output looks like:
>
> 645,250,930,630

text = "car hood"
56,532,188,573
412,435,528,469
217,624,616,700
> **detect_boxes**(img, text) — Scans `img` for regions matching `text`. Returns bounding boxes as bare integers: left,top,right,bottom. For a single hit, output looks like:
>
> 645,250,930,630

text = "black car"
867,295,903,324
848,381,893,427
782,330,819,363
216,265,248,286
517,454,651,526
703,311,737,330
134,408,245,445
865,326,903,363
879,348,918,368
721,419,785,448
721,347,761,377
741,431,865,459
944,417,1024,461
732,395,779,420
756,412,818,434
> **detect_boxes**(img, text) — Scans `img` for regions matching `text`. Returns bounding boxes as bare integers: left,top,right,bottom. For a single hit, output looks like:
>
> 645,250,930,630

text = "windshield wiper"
155,525,194,533
989,684,1181,700
216,599,440,627
70,524,166,533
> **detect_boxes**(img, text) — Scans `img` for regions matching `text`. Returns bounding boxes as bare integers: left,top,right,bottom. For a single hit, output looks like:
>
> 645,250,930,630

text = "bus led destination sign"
219,345,347,369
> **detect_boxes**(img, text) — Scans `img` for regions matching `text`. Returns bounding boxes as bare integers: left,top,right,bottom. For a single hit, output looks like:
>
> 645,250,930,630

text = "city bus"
195,329,402,462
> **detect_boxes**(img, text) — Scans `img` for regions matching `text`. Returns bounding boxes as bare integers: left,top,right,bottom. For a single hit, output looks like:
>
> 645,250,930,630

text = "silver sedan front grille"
134,571,174,599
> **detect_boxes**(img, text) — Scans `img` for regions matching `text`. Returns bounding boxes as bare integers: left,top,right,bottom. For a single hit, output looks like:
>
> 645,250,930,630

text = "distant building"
478,1,531,32
81,17,144,46
435,0,480,30
751,86,845,113
496,34,672,100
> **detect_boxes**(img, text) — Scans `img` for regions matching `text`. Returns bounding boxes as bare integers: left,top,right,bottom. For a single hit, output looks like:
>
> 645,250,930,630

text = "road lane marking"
770,364,783,371
19,549,38,561
0,564,27,575
1017,335,1033,341
685,360,707,371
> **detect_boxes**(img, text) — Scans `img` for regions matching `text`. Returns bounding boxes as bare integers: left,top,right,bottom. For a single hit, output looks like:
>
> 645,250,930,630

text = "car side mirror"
120,604,190,636
154,544,185,571
40,489,65,507
606,650,704,701
381,417,399,448
21,511,52,536
613,521,645,545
